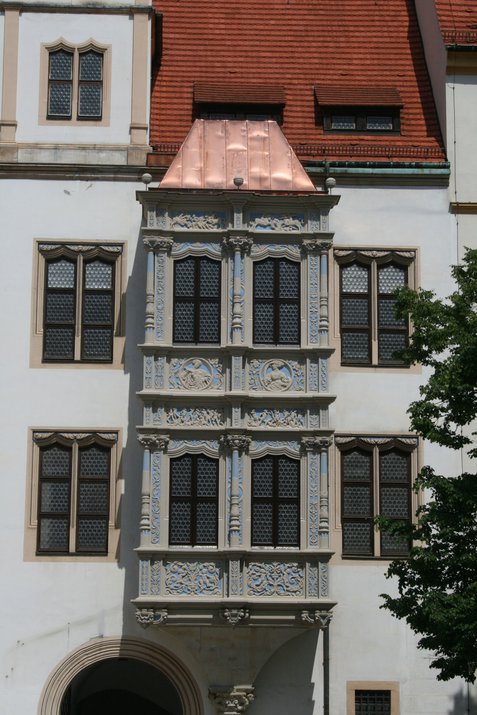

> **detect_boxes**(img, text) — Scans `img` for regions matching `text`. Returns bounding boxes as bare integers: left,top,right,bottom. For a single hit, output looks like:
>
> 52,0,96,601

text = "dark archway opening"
60,657,183,715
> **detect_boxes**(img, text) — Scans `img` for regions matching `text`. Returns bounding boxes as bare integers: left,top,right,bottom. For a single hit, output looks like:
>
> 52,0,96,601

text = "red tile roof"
314,87,403,107
150,0,445,164
193,83,285,105
160,119,316,191
435,0,477,45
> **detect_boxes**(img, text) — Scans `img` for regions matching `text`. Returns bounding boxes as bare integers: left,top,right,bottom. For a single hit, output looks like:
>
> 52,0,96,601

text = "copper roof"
193,82,285,105
160,119,316,192
315,86,403,107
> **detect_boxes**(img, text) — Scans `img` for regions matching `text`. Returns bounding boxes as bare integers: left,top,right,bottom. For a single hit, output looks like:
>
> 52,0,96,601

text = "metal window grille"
341,448,374,556
340,262,371,364
379,450,411,556
169,455,219,546
355,689,391,715
251,456,300,546
173,257,221,344
253,258,300,345
377,263,408,364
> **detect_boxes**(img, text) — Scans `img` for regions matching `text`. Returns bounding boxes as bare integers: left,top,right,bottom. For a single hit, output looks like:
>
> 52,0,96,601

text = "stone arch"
38,636,203,715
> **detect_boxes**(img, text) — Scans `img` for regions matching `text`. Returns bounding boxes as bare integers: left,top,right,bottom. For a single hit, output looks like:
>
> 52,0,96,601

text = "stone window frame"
38,38,111,127
346,681,400,715
25,429,122,561
332,249,417,368
31,240,126,368
252,254,302,347
334,436,419,560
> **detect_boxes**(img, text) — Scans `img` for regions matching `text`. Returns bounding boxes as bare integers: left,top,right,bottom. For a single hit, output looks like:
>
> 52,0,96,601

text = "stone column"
302,435,332,549
137,434,169,546
319,437,332,549
319,242,331,346
209,686,254,715
223,434,251,547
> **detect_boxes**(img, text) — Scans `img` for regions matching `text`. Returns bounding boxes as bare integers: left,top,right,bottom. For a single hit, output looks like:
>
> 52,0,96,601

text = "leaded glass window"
173,257,221,343
48,49,73,118
338,256,410,366
340,441,413,558
251,456,300,547
37,438,113,555
169,455,218,546
42,248,119,363
253,258,300,345
78,50,103,119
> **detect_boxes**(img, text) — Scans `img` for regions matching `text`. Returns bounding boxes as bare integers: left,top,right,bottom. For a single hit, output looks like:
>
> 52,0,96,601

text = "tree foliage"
379,249,477,682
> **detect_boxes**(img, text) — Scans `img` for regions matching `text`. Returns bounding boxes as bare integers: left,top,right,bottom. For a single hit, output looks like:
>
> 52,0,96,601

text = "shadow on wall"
448,685,477,715
248,629,320,715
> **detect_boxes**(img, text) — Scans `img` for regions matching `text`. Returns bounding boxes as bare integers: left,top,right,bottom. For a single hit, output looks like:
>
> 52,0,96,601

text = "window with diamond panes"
355,689,391,715
78,50,103,119
42,250,117,363
45,44,105,122
253,258,300,345
379,450,411,556
173,257,221,343
340,441,413,557
338,256,410,366
37,439,113,555
169,455,218,546
48,49,74,118
251,456,300,547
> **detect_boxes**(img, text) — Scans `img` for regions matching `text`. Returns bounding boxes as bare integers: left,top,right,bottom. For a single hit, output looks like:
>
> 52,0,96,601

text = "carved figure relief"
247,561,304,597
250,214,305,232
169,357,224,390
249,359,304,392
164,561,222,596
247,408,305,428
170,211,225,231
166,406,223,427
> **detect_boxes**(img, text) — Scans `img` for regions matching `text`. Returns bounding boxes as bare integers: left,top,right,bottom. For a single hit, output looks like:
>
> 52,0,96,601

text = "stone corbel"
301,609,333,629
137,434,170,452
209,686,255,715
135,608,168,627
221,608,250,626
143,236,174,252
302,238,332,254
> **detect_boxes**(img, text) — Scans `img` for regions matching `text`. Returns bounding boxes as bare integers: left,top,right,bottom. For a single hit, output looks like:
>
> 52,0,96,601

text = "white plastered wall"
16,12,133,144
447,76,477,205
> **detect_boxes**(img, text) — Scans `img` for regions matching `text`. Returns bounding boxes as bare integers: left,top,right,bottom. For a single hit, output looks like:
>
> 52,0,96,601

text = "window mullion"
373,447,379,557
274,260,280,344
191,455,198,545
70,442,78,553
371,261,378,364
75,255,82,360
195,258,200,343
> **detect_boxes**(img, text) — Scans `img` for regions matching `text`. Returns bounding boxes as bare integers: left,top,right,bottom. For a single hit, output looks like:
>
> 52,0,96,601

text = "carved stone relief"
249,213,305,232
170,211,225,231
164,561,222,596
169,357,224,390
166,406,224,427
247,408,305,428
247,561,304,597
249,358,305,392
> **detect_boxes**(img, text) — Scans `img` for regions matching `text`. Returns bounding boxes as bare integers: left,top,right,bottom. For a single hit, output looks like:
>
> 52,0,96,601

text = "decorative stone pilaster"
222,434,251,547
143,236,173,343
223,234,252,344
302,436,332,549
209,686,255,715
137,434,169,545
301,609,333,629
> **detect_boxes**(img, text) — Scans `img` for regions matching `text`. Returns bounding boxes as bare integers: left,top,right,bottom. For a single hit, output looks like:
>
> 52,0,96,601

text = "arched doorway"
60,657,183,715
38,637,203,715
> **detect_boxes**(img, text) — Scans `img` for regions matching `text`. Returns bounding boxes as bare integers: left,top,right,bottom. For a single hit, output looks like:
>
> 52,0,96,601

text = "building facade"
0,0,475,713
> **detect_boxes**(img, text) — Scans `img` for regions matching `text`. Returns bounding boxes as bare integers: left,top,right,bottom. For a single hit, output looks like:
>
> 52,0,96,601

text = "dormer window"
193,82,285,123
315,86,402,134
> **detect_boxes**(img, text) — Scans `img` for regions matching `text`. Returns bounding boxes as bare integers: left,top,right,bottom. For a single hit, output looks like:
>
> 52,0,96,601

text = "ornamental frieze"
166,406,224,427
247,408,305,428
249,213,305,232
247,561,304,597
164,560,222,596
170,211,226,231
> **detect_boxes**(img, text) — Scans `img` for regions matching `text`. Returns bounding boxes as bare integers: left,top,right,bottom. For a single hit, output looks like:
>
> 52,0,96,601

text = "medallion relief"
249,359,304,392
169,357,224,390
